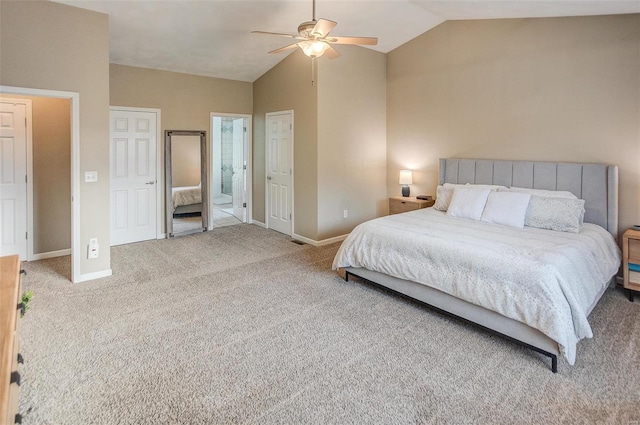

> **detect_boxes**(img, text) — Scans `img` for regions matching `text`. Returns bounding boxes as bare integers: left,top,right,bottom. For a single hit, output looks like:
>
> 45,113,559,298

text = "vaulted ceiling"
53,0,640,82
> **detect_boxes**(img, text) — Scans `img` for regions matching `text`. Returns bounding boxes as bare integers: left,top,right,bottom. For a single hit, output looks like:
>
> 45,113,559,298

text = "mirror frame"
165,130,208,237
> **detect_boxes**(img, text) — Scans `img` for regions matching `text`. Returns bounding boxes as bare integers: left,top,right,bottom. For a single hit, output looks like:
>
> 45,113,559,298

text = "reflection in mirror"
165,130,208,237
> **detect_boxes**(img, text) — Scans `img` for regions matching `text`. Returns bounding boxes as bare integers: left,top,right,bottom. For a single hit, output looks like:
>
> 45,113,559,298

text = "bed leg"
551,355,558,373
344,270,350,282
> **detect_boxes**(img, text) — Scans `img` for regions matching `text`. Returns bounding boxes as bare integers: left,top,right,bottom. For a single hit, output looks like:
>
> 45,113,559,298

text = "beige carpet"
18,224,640,424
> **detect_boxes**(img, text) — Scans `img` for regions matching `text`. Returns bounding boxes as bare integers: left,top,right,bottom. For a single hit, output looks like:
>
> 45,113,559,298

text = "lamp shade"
399,170,413,185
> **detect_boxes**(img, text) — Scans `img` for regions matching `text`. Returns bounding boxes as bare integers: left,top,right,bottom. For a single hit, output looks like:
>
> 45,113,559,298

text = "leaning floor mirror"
165,130,208,237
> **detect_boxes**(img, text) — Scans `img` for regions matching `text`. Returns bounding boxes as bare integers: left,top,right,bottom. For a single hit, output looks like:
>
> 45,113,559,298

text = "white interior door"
0,102,27,258
110,109,157,246
232,118,245,222
266,112,292,236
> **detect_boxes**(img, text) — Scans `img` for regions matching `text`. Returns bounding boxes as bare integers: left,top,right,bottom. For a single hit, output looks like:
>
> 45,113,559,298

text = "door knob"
145,181,155,185
267,176,272,180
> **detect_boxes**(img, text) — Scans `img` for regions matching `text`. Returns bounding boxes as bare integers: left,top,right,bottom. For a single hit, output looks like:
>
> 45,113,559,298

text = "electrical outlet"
88,244,99,259
343,209,348,219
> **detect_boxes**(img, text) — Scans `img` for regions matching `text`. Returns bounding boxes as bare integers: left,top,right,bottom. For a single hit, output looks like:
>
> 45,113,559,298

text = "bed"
172,184,202,215
333,159,621,372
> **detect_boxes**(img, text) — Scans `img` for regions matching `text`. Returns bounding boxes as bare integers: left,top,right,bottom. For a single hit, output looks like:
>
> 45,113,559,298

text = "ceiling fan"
251,0,378,59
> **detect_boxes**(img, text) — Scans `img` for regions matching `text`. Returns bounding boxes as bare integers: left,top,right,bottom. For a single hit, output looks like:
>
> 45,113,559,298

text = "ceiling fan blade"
324,45,341,59
312,19,337,37
325,36,378,46
269,43,300,54
252,31,298,39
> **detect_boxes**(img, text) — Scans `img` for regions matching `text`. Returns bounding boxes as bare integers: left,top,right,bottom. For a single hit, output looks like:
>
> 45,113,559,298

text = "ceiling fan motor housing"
298,21,319,38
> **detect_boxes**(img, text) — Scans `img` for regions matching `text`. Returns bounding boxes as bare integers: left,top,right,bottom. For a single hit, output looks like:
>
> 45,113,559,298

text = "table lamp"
399,170,413,197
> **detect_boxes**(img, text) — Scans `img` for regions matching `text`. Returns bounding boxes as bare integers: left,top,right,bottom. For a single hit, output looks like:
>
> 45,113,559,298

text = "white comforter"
332,208,621,364
172,185,201,210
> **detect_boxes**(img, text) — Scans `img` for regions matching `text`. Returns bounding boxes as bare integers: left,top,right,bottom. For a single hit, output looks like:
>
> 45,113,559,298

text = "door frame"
0,98,33,260
109,106,163,239
1,85,81,282
265,110,294,236
209,112,253,228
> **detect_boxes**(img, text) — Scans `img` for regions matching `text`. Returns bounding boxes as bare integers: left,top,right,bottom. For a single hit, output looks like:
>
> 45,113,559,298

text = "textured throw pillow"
434,183,461,211
446,188,491,221
500,187,577,199
434,183,506,212
481,191,532,228
525,196,585,233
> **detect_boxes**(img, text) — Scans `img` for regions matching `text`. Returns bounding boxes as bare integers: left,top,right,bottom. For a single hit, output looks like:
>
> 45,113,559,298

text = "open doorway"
1,86,80,282
210,113,252,229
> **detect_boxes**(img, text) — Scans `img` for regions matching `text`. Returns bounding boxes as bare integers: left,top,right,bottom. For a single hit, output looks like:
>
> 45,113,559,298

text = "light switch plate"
85,171,98,183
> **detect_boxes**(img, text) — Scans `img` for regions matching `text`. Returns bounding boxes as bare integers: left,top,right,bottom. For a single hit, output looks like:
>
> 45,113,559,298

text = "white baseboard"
252,222,346,246
30,248,71,261
77,269,112,283
158,233,166,239
292,233,349,247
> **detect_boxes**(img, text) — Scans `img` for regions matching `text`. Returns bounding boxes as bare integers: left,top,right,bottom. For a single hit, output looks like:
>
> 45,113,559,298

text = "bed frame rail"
345,268,559,373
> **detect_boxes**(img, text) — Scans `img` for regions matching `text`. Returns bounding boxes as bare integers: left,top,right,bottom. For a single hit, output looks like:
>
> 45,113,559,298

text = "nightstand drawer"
389,197,434,215
629,238,640,262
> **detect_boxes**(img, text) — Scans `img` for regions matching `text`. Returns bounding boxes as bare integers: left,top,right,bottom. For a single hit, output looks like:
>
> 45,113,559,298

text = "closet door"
110,109,158,246
0,101,27,258
265,111,293,236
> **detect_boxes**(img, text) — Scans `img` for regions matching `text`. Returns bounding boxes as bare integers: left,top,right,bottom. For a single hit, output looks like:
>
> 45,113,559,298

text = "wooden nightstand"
622,228,640,302
389,196,434,215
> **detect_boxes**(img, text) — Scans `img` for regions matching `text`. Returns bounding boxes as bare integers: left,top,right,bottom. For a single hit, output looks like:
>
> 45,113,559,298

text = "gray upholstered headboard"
439,158,619,237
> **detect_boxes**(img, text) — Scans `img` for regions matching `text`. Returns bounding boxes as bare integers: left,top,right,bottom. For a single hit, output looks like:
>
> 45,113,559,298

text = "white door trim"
1,85,81,282
110,106,162,239
209,112,253,227
0,98,33,260
265,110,294,236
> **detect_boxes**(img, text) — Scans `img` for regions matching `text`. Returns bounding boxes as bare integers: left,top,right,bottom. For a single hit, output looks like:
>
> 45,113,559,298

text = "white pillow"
481,191,532,228
500,187,577,199
525,196,585,233
434,183,506,212
446,188,491,221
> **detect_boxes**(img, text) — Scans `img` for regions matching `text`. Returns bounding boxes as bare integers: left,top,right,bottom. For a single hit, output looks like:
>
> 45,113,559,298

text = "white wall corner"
251,220,266,228
77,268,112,283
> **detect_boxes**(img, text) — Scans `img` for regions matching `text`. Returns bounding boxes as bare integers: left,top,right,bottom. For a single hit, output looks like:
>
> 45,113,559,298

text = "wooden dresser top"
0,255,20,422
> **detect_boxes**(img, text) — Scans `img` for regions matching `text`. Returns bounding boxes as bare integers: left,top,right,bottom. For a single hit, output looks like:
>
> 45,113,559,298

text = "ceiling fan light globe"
299,40,329,58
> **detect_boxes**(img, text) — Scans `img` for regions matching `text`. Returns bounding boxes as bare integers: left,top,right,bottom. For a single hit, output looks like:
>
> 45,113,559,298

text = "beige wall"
387,15,640,238
317,46,387,240
110,64,253,131
110,64,253,230
1,1,110,275
252,50,319,239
